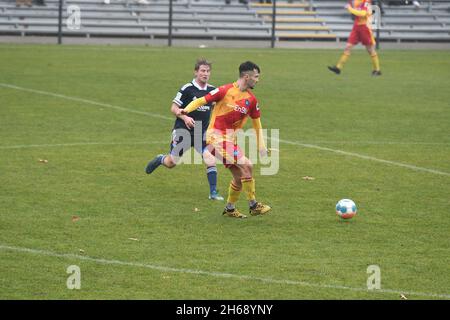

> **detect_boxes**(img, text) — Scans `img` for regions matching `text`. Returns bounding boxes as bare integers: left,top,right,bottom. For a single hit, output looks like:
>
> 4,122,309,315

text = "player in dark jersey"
145,59,224,201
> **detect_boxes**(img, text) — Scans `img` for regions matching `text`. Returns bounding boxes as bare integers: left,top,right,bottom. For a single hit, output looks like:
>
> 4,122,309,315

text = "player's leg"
210,136,270,217
213,139,247,218
329,27,357,74
234,157,271,216
145,152,177,174
331,42,354,74
222,165,247,218
366,44,381,76
236,156,256,208
328,43,353,74
145,129,186,174
202,148,224,201
194,130,224,200
221,140,271,216
337,43,353,70
361,25,381,76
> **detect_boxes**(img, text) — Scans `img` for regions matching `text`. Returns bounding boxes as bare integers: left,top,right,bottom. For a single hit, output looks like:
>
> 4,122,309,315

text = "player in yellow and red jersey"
178,61,271,218
328,0,382,76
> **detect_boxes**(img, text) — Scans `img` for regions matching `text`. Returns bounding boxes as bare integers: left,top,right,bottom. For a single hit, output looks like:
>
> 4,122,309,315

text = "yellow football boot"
222,208,247,219
249,202,271,216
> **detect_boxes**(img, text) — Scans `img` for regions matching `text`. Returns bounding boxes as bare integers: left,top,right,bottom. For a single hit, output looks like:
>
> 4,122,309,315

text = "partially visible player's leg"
195,131,223,200
366,44,381,76
235,158,271,216
329,43,353,74
235,156,256,208
361,26,381,75
145,129,186,174
329,28,357,74
222,165,247,218
202,148,224,201
337,43,353,70
209,139,246,218
145,153,177,174
225,154,271,216
161,155,177,168
209,136,271,217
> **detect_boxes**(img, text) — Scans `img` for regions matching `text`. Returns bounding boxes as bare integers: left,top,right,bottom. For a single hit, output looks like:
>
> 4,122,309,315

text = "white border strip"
1,244,449,299
1,83,449,177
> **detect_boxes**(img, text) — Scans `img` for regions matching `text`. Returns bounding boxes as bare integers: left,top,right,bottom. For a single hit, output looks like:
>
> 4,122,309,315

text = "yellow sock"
227,180,241,204
336,52,350,70
370,53,380,71
240,177,256,201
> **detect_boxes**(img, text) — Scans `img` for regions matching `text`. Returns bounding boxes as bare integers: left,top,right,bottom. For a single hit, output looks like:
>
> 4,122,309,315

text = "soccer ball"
336,199,357,219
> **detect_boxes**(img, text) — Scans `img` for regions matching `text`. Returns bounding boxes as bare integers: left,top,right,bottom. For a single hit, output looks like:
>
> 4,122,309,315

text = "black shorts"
169,128,207,158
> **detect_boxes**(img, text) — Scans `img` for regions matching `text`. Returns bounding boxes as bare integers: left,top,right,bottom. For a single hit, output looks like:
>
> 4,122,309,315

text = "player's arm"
171,102,195,129
178,86,226,116
251,117,268,157
345,3,368,17
170,102,181,117
172,86,196,128
178,97,208,115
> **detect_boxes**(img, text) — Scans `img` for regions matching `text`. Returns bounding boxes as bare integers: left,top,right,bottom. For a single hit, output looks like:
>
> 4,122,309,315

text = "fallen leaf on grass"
194,208,200,212
38,159,48,164
71,215,80,222
128,238,139,241
302,176,315,181
400,294,408,300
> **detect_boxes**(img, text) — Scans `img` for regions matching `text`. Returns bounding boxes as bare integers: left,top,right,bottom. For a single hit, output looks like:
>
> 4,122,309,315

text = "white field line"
1,244,449,299
1,83,449,177
1,140,448,151
0,83,172,121
278,139,450,177
0,141,165,150
288,141,450,146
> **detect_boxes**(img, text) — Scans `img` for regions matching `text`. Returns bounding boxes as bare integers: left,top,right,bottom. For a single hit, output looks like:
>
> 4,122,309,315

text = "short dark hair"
195,58,212,71
239,61,260,77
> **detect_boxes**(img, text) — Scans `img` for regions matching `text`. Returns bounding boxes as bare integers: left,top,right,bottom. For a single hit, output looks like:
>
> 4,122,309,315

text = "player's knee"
204,158,215,167
344,44,353,54
366,45,376,54
203,152,216,167
232,178,242,189
242,162,253,177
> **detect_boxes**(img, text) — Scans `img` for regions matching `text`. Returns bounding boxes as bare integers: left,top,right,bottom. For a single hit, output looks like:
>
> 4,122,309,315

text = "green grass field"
0,44,449,300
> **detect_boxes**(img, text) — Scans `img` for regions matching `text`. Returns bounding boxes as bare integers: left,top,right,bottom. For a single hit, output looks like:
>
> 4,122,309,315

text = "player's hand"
176,108,186,117
259,148,269,157
260,148,279,157
345,3,351,9
183,116,195,129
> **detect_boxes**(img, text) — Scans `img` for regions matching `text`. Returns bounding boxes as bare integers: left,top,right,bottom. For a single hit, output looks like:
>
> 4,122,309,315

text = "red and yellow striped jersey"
349,0,372,26
203,82,261,135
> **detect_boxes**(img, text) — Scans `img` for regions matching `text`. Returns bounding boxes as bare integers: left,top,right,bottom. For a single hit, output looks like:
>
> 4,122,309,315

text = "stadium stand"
0,0,270,39
0,0,449,42
313,0,450,42
250,1,337,39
